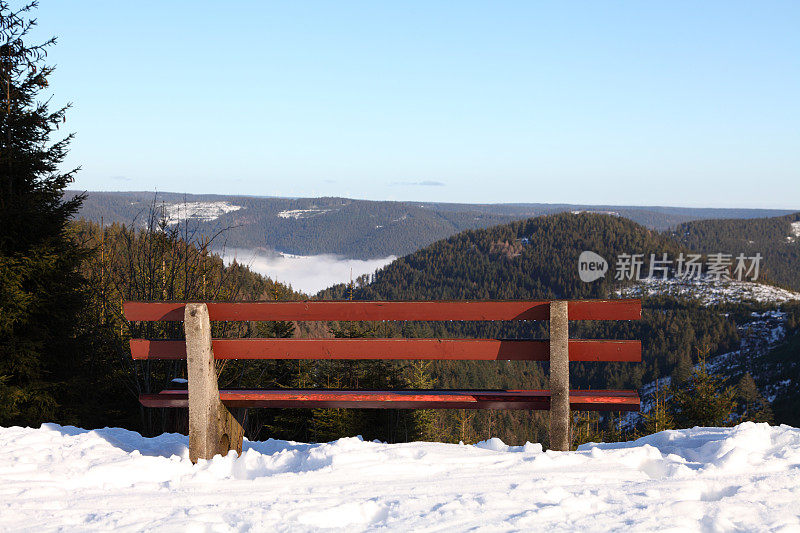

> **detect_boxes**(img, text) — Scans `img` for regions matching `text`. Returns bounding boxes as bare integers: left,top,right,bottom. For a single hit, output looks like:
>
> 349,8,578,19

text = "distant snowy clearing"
277,208,334,219
789,221,800,242
618,277,800,305
164,201,242,224
2,423,799,531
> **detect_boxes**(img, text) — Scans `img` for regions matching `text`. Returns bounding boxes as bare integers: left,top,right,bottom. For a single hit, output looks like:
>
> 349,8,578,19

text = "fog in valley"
219,248,397,295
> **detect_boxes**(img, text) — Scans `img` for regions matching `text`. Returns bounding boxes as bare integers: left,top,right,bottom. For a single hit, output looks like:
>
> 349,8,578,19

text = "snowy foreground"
2,423,800,532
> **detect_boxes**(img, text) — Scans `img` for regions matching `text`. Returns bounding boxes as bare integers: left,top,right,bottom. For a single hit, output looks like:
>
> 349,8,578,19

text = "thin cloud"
390,180,446,187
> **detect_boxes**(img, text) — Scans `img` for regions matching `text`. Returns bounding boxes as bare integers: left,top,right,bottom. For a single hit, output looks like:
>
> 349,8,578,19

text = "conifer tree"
641,381,675,434
0,1,87,425
404,360,437,440
736,373,774,424
454,409,477,444
669,353,736,428
670,353,693,386
572,410,603,447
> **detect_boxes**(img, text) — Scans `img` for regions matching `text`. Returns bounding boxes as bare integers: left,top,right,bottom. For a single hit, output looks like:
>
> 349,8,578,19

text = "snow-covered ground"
618,277,800,305
2,423,800,531
788,221,800,243
570,209,620,217
277,208,333,219
164,201,242,224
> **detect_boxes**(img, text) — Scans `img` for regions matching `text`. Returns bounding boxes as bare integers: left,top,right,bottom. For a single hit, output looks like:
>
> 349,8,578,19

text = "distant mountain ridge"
67,190,796,260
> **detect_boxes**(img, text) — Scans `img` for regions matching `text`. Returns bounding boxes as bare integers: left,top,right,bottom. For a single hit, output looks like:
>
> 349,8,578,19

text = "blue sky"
34,1,800,207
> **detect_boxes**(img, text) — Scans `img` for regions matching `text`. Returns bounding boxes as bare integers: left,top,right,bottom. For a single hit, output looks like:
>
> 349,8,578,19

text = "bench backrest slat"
130,338,641,362
123,299,641,322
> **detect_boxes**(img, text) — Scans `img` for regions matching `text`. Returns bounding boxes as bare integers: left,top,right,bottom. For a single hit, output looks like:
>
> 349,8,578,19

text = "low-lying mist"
219,248,397,296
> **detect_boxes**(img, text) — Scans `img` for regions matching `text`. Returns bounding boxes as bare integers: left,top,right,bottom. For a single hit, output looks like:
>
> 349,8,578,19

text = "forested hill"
319,213,686,300
318,212,800,441
67,190,795,260
319,210,800,298
672,212,800,291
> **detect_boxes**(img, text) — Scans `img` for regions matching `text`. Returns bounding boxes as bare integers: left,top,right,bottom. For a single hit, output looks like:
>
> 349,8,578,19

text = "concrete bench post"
549,300,570,451
185,303,243,463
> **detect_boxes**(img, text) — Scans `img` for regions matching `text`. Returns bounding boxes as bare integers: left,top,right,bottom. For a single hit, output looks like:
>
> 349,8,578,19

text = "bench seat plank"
130,338,641,362
140,389,640,411
123,299,641,322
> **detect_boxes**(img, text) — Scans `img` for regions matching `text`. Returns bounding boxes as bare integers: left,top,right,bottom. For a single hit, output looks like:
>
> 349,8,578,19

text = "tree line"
673,213,800,291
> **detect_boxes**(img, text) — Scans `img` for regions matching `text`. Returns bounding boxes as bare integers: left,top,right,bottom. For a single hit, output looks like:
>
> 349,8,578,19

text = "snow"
570,210,620,217
2,423,800,531
788,221,800,242
618,277,800,305
164,201,242,224
277,208,332,219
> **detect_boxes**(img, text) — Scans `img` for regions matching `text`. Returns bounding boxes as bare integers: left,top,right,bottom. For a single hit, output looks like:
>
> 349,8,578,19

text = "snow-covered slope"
2,423,800,531
164,201,242,224
788,221,800,242
627,310,792,430
277,208,334,219
618,278,800,305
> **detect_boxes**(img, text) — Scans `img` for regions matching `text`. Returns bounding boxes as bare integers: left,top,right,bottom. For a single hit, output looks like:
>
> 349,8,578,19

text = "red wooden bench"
123,299,641,461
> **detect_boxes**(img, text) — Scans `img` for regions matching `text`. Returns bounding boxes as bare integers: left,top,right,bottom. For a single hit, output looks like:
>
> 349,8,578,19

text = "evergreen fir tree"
641,380,675,434
572,410,603,447
669,353,736,428
0,2,87,425
404,360,437,441
670,353,693,386
454,409,477,444
736,373,774,424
